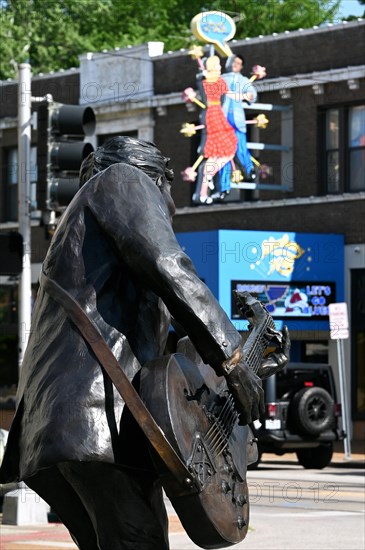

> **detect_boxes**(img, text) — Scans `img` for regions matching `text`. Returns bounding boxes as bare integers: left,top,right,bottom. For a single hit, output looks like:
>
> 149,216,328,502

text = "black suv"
250,362,344,469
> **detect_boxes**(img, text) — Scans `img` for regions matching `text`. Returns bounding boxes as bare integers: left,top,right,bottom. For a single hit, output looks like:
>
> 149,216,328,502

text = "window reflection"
325,109,340,191
349,106,365,192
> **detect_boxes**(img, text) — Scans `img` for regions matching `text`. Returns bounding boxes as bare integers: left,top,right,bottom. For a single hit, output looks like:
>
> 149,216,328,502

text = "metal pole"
18,63,32,374
336,338,352,459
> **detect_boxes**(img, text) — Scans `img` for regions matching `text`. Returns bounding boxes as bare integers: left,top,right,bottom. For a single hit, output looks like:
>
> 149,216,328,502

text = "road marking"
257,510,364,517
6,542,76,548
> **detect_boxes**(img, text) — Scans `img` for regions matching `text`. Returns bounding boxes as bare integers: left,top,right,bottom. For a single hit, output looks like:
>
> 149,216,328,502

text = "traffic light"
37,101,96,211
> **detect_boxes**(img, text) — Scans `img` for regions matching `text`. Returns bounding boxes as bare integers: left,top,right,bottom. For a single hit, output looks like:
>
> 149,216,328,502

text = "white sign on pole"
329,302,349,340
329,302,352,459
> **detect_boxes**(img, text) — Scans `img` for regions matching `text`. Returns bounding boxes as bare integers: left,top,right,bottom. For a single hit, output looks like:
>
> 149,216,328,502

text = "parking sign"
329,302,349,340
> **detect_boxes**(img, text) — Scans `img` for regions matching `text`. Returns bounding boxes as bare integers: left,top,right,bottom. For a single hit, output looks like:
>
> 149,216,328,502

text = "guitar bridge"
187,434,216,487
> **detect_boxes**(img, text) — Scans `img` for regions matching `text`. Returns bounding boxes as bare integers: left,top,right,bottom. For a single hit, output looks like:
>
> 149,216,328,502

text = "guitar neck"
242,312,275,375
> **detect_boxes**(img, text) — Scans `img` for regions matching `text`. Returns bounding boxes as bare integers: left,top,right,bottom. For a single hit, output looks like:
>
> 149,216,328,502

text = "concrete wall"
79,44,154,105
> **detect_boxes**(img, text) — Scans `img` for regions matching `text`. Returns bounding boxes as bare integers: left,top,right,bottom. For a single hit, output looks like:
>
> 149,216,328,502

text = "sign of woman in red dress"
199,56,238,204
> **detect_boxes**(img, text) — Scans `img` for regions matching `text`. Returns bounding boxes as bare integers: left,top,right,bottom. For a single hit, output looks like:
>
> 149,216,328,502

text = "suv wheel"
296,443,333,469
291,387,334,435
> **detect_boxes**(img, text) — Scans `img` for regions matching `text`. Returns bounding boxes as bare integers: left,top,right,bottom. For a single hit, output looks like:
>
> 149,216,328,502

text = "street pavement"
1,450,364,550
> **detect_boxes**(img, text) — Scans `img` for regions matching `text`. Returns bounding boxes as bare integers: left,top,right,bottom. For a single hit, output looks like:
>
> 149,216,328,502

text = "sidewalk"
1,450,364,550
0,506,186,550
0,522,78,550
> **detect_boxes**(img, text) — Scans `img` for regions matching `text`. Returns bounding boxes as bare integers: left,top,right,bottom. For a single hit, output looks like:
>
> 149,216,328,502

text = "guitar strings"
198,317,277,462
204,317,275,457
205,397,231,440
245,318,274,373
208,425,227,456
206,421,225,450
206,397,238,456
213,402,238,457
206,416,228,452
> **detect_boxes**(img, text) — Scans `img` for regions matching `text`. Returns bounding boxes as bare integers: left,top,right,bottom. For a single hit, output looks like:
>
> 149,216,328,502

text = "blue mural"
177,230,344,331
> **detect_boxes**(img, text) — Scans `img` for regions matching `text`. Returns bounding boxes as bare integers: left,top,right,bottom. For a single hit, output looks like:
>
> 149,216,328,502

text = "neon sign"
191,11,236,57
247,234,305,278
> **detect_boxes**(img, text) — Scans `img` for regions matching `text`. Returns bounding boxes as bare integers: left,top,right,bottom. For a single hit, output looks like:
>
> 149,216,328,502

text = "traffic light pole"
17,67,96,374
4,64,50,528
18,63,32,374
4,67,96,528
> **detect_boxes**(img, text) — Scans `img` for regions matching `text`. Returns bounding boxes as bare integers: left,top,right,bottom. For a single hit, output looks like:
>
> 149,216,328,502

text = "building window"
322,104,365,194
325,109,340,192
4,147,38,221
349,106,365,191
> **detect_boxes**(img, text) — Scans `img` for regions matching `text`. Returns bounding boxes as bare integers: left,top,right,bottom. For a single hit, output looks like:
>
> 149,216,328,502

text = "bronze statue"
0,137,289,550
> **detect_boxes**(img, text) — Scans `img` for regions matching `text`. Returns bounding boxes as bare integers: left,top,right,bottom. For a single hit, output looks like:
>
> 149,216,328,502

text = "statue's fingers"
282,325,291,354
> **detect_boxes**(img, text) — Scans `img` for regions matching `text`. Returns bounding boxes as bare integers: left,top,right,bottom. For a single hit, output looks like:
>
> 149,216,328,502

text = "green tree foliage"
0,0,341,80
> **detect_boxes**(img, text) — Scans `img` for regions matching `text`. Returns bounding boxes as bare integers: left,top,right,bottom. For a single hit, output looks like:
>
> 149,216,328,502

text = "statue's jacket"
0,163,241,483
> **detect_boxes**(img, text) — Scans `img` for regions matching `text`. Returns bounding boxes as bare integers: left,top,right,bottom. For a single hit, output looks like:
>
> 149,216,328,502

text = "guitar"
139,291,275,549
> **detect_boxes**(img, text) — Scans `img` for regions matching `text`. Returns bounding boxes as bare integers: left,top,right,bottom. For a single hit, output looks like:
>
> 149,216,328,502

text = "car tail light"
304,381,314,387
266,403,277,418
334,403,342,417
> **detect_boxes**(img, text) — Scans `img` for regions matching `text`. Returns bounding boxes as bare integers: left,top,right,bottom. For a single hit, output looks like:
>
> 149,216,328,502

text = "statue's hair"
234,54,245,65
79,136,174,188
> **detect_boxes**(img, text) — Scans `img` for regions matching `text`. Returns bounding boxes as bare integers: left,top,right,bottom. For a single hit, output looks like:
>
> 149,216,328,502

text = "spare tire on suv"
249,362,343,469
296,443,334,469
291,386,335,435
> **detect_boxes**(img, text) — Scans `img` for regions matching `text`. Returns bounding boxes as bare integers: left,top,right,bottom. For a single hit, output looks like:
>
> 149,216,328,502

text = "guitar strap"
39,271,198,496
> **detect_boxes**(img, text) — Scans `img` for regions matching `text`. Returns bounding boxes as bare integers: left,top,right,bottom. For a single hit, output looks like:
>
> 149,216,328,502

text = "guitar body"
140,340,256,549
140,292,275,548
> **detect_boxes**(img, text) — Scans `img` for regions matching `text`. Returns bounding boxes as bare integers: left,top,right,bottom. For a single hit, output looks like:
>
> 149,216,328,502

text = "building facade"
0,21,364,441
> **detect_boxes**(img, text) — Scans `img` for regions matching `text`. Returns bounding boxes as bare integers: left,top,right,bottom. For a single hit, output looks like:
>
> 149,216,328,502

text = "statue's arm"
240,75,257,103
88,163,241,374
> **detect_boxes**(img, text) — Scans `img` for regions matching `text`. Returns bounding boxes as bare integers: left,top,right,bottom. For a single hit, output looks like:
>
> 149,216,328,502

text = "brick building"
0,20,364,441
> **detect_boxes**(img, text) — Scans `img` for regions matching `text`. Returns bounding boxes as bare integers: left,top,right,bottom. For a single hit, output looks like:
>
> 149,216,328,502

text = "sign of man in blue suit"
219,55,258,194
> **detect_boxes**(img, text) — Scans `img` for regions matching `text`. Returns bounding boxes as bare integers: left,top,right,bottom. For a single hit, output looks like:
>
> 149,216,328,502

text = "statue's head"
80,136,174,187
79,136,175,216
205,55,221,75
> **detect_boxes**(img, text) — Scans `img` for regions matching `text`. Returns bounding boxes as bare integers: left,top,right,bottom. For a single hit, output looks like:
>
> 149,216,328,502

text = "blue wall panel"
177,230,344,332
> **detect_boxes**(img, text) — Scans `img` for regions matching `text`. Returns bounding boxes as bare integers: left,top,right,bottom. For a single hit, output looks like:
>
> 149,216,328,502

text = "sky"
338,0,364,18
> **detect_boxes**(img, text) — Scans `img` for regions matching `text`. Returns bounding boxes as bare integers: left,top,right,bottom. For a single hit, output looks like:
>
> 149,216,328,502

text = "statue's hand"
225,362,265,426
257,325,291,379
